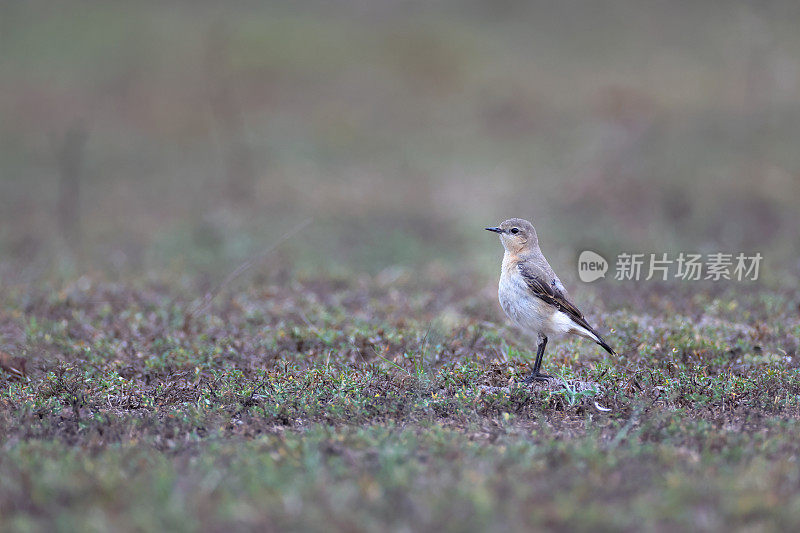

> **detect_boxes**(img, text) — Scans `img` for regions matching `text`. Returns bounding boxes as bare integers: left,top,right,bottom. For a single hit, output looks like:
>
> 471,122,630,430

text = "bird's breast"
498,270,549,333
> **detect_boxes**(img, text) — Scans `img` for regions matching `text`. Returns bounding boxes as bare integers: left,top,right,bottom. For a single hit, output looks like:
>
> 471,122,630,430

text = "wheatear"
486,218,615,382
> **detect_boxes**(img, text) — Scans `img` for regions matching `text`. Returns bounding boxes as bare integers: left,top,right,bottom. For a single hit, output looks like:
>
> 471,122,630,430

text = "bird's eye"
510,228,519,234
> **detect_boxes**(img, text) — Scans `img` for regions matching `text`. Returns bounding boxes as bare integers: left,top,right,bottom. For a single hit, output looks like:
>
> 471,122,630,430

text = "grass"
1,270,799,531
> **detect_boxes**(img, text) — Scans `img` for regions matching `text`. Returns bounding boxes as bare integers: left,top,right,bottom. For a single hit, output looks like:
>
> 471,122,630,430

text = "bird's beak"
485,227,504,234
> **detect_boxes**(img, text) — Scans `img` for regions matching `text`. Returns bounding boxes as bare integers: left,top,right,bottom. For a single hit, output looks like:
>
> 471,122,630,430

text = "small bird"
486,218,615,383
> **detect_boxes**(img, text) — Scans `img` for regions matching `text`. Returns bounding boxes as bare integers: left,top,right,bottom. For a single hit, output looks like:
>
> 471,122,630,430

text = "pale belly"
498,273,573,339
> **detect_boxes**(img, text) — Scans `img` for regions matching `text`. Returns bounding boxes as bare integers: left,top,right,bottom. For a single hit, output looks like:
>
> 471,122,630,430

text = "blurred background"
1,1,798,287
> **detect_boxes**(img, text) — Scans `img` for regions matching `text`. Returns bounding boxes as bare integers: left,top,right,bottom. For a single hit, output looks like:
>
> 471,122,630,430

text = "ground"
2,270,799,531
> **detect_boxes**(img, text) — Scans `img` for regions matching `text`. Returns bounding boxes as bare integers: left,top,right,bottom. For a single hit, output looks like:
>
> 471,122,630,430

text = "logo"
578,250,608,282
576,251,761,282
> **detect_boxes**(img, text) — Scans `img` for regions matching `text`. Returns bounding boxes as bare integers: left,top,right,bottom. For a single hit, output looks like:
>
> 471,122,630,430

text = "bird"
486,218,615,383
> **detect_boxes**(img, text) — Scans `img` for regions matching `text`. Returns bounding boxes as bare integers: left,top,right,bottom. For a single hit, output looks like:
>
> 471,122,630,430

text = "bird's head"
485,218,538,254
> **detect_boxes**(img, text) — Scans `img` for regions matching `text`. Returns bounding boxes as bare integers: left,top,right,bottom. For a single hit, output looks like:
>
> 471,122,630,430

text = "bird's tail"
595,335,616,356
572,322,617,355
580,326,616,356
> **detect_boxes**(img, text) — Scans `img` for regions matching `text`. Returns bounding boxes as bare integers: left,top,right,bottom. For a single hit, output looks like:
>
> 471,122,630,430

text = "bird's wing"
517,262,593,333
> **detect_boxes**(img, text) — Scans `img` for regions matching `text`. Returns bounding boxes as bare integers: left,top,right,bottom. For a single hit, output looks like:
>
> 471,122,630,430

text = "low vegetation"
1,271,798,530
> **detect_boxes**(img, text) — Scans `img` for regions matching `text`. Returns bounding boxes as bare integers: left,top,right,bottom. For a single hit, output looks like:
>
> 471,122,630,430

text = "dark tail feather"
596,335,616,356
577,322,617,355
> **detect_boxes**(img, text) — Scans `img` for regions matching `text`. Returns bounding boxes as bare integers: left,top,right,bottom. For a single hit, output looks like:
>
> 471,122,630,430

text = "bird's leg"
524,335,551,383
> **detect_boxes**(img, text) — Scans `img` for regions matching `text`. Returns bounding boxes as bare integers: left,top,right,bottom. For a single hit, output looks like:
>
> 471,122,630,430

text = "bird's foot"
523,372,553,384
